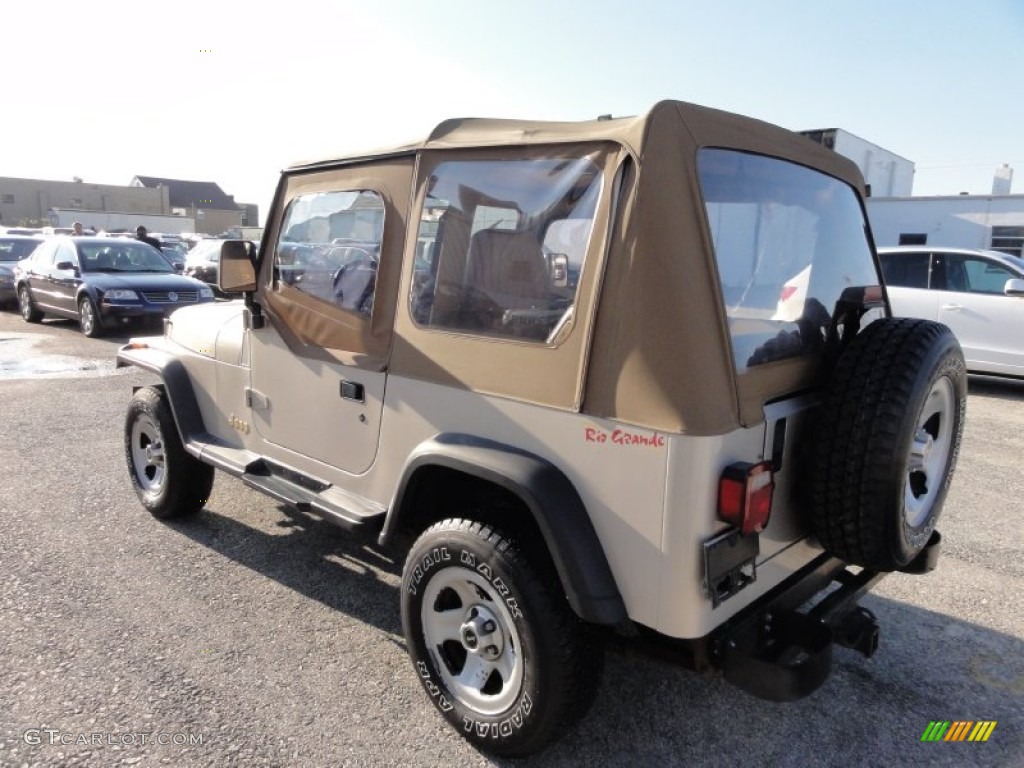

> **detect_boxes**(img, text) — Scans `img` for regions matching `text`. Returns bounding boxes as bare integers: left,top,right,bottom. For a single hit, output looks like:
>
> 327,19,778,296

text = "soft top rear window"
698,149,880,372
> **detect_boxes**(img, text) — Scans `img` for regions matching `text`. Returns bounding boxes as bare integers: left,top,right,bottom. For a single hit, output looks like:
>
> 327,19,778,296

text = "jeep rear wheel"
811,318,966,571
125,386,214,519
401,519,601,757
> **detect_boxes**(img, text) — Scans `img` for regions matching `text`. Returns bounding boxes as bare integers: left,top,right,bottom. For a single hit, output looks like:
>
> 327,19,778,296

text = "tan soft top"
287,102,867,435
290,100,862,190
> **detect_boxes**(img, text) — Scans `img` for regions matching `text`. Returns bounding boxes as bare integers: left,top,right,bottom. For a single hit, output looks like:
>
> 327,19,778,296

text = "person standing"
71,221,85,236
136,225,161,250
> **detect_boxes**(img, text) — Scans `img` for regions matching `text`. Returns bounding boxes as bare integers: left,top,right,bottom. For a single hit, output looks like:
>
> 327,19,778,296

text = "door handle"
940,303,963,311
340,380,365,403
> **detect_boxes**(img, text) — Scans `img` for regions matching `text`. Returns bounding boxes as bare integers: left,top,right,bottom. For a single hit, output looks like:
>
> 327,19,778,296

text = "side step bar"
241,467,386,534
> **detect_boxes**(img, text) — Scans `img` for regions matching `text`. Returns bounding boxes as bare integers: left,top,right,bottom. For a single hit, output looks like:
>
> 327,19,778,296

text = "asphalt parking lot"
0,309,1021,768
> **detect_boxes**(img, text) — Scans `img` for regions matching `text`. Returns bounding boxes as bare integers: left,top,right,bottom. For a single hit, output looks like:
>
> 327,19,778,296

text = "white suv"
116,100,966,756
878,245,1024,377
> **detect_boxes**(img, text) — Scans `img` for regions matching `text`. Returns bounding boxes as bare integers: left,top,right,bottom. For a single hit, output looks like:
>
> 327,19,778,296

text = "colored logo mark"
921,721,997,742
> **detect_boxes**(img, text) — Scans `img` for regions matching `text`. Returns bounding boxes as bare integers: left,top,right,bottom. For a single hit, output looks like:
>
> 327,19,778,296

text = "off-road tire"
18,285,43,323
811,318,966,571
124,386,214,519
401,519,602,757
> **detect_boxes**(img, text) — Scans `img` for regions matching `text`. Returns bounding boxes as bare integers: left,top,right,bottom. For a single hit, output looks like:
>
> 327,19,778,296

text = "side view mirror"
1004,278,1024,297
219,240,257,293
55,260,78,274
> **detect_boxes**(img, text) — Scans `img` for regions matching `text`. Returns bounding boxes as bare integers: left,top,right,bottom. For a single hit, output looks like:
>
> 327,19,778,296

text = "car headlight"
0,274,12,285
105,289,140,300
199,286,214,299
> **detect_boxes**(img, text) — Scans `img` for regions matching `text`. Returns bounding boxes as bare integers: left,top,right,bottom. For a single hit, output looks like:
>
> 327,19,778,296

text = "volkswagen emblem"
167,291,178,302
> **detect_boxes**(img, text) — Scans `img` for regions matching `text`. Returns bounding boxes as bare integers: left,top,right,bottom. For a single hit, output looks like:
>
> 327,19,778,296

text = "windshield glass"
0,239,41,261
698,149,881,372
77,242,176,273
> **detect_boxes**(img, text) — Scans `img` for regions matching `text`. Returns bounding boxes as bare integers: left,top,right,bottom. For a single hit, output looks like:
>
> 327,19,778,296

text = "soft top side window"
409,150,605,343
274,189,384,316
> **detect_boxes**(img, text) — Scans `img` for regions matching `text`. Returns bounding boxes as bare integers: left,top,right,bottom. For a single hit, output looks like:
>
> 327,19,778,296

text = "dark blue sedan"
14,236,216,336
0,234,46,307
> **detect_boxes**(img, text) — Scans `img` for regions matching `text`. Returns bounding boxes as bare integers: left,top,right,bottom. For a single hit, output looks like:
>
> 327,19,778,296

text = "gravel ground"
0,312,1021,767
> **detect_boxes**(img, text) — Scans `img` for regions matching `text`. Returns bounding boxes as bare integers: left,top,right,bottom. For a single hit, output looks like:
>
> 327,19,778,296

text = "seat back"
466,228,549,309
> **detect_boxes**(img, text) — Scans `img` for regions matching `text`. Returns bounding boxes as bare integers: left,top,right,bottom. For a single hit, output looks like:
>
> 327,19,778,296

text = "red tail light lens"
718,461,774,535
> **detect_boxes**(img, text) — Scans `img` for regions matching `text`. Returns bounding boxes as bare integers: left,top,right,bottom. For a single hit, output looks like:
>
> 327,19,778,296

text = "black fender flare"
117,345,207,449
381,434,628,626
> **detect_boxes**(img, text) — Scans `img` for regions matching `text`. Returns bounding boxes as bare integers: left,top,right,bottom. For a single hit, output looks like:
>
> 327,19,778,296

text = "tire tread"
810,318,964,570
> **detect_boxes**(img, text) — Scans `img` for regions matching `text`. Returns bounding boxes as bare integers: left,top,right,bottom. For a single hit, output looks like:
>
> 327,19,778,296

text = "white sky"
3,0,1022,225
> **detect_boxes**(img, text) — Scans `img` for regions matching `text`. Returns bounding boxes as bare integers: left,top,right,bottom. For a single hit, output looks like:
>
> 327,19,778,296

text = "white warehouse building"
866,194,1024,257
800,129,1023,259
800,128,915,198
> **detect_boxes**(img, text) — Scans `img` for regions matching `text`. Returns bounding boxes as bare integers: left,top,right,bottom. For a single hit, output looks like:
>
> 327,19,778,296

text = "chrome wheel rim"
420,566,524,715
130,414,166,494
19,287,32,320
905,376,955,528
80,300,94,335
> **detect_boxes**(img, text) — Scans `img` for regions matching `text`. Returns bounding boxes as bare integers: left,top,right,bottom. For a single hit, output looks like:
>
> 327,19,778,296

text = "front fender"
117,343,207,449
383,434,627,626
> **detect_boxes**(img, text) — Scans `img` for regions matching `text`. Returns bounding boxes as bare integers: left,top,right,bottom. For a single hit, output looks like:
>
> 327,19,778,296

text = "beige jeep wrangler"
117,100,966,756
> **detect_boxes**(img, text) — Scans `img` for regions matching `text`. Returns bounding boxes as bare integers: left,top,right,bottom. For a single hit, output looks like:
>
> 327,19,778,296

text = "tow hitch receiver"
717,555,890,702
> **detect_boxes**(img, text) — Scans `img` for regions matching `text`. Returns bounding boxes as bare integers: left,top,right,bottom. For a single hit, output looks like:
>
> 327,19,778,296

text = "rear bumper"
713,530,941,701
626,531,941,702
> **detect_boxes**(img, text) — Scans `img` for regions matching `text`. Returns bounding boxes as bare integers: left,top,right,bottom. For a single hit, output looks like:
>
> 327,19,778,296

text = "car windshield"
162,243,187,259
0,239,41,261
77,242,176,273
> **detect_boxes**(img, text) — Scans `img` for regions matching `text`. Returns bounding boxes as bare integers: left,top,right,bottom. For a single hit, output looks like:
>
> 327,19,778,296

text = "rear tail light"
718,461,774,535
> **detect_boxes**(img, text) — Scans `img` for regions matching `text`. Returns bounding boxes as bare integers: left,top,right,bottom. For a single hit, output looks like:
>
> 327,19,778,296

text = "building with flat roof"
0,176,169,228
0,175,258,235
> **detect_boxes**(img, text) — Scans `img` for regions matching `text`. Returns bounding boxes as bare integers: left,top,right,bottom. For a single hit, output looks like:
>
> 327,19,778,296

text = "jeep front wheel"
811,318,966,571
125,386,214,519
401,519,600,757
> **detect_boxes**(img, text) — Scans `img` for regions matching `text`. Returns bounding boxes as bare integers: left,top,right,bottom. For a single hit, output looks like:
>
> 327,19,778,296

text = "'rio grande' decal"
585,426,665,448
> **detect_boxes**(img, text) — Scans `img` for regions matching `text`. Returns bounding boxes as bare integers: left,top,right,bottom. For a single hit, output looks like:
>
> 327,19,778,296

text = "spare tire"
810,317,966,571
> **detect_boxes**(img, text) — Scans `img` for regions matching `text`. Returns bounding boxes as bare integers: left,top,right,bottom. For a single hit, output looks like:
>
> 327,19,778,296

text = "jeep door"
247,158,413,476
